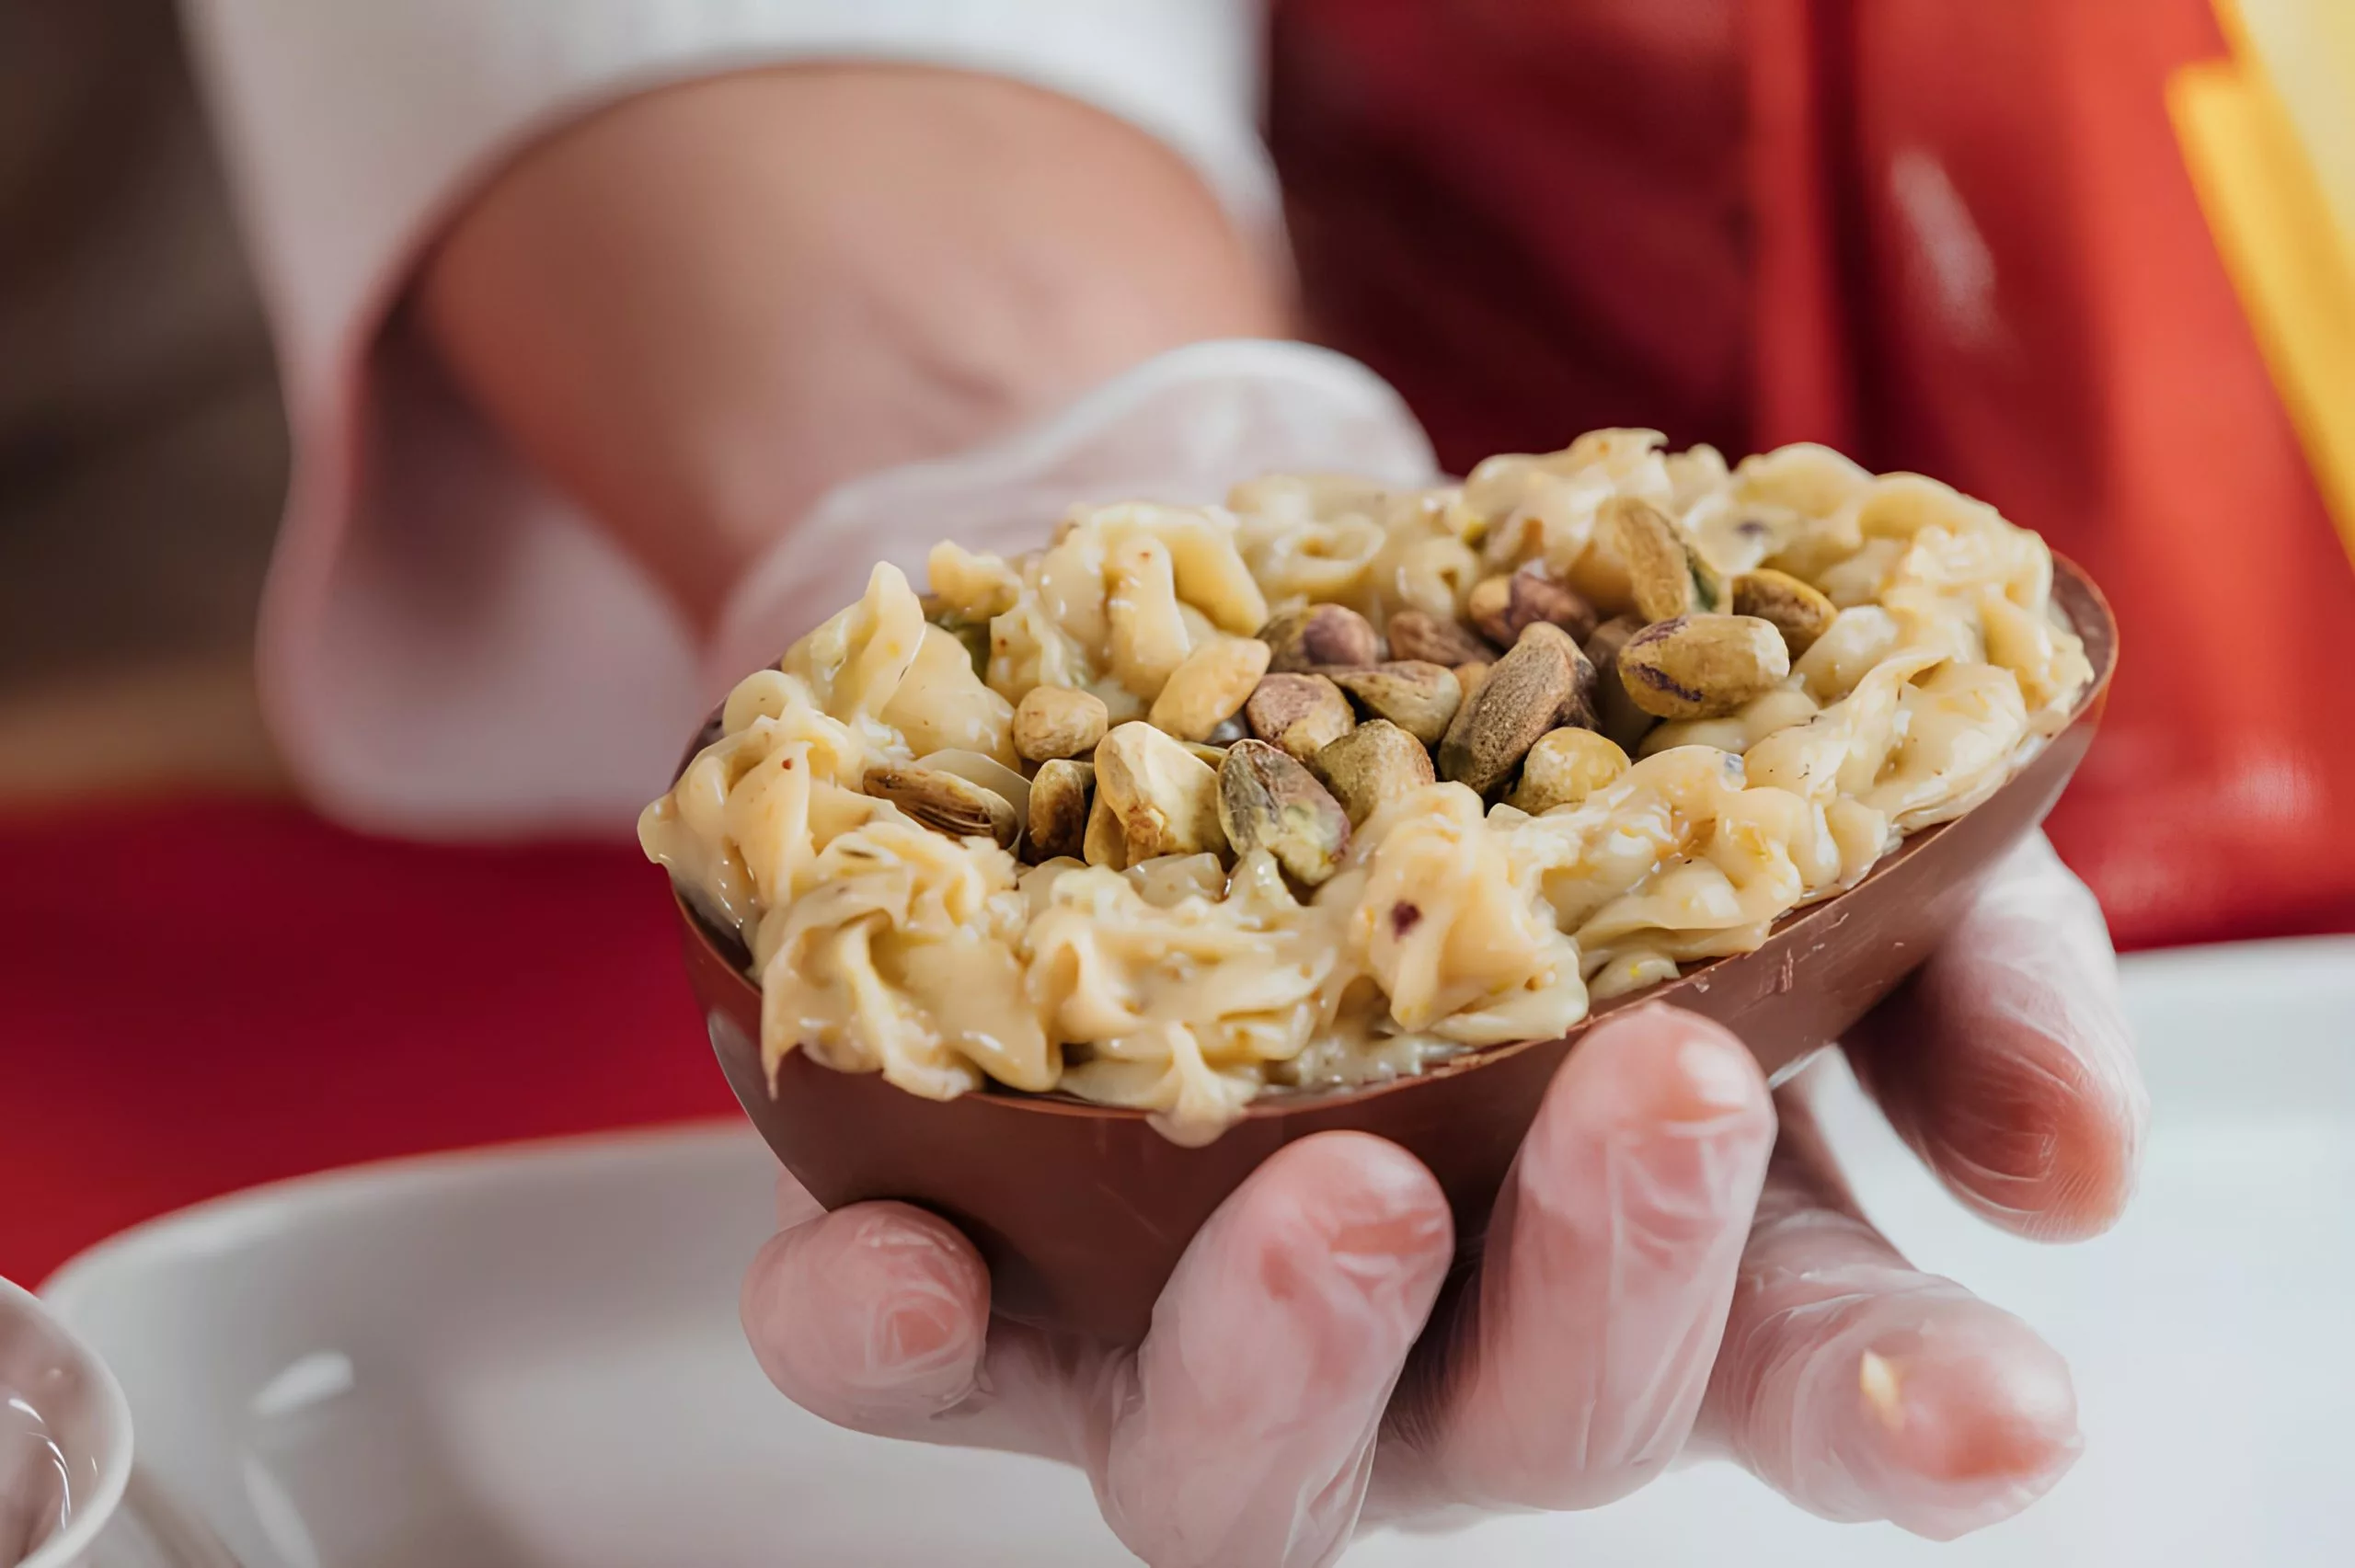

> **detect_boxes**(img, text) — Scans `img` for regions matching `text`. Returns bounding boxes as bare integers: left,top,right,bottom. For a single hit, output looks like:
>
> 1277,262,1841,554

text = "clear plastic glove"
741,832,2145,1564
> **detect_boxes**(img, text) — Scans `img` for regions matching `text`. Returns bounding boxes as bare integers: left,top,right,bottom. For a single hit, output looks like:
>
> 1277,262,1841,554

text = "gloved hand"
741,832,2143,1565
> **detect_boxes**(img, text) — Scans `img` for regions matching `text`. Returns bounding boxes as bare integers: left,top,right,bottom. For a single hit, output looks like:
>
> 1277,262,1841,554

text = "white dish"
81,1476,240,1568
44,938,2355,1567
1,1275,130,1568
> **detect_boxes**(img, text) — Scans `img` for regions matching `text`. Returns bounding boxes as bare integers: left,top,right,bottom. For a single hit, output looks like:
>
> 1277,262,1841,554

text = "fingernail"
1674,1036,1761,1117
1332,1135,1451,1221
1860,1348,1906,1432
877,1294,964,1372
1874,1329,2076,1483
1283,1136,1453,1298
1837,1325,2082,1538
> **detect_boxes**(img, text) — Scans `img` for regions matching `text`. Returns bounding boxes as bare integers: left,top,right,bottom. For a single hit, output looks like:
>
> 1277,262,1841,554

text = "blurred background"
1,0,284,805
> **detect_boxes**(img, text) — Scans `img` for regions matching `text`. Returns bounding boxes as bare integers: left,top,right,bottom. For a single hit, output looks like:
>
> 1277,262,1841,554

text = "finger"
741,1126,1458,1568
1847,833,2147,1241
741,1199,993,1435
1699,1097,2081,1540
1384,1004,1776,1515
1081,1132,1453,1568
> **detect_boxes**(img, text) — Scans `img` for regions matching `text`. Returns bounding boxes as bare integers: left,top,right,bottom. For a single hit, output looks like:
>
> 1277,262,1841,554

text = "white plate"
44,939,2355,1567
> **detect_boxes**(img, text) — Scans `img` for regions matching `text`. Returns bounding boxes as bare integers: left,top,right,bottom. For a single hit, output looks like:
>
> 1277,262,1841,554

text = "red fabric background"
0,801,731,1284
1273,0,2355,949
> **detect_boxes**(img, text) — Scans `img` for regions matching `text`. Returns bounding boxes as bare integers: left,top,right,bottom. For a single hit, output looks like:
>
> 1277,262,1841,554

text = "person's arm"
416,63,1286,635
179,0,1292,835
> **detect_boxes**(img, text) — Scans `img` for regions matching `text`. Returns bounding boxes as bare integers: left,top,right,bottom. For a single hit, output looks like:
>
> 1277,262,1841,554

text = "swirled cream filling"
643,432,2090,1144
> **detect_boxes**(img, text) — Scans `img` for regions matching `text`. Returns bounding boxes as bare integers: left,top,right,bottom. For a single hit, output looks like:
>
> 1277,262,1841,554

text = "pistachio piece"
1217,740,1352,887
1094,721,1228,862
1027,759,1094,862
1464,575,1512,646
1617,614,1791,719
1436,622,1595,797
1245,672,1356,761
1258,603,1381,672
1582,614,1656,751
1518,568,1602,643
1729,568,1838,658
1384,608,1495,668
1084,786,1129,869
864,764,1020,849
1606,497,1725,623
1179,740,1230,769
1308,719,1436,827
1329,661,1463,747
1147,636,1272,741
1013,685,1110,762
1469,567,1598,647
914,749,1030,820
1507,727,1631,814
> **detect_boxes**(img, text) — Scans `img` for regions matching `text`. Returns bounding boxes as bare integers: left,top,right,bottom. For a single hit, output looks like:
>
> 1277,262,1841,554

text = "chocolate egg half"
676,558,2117,1343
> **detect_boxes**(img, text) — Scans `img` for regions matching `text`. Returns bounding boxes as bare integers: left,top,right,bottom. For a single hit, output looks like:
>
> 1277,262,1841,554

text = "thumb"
741,1199,993,1435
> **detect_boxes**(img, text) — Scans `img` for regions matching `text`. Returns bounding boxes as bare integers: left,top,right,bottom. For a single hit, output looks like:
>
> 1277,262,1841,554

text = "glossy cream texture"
640,432,2092,1143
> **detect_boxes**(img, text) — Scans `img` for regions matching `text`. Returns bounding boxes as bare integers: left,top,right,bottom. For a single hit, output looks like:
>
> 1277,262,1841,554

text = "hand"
742,835,2142,1566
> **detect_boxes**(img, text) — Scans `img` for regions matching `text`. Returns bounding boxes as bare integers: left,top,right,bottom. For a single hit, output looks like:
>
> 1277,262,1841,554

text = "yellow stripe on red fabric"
2169,0,2355,575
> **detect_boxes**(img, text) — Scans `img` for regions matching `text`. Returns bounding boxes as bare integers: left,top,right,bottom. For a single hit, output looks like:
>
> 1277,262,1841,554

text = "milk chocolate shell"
676,559,2117,1344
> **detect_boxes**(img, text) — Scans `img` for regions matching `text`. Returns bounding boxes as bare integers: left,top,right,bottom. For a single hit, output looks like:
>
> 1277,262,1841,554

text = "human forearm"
417,63,1289,631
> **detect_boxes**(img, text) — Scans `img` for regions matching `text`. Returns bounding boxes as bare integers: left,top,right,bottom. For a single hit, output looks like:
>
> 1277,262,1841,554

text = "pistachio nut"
1329,660,1463,746
1148,636,1272,741
1617,614,1792,719
1436,622,1595,797
1245,672,1356,761
1093,721,1229,862
1217,739,1353,887
1606,497,1725,623
1582,614,1657,751
1384,607,1496,668
1729,568,1838,658
1258,603,1381,673
1012,684,1110,762
1026,759,1094,862
1507,727,1630,814
864,764,1020,849
1308,719,1437,827
1469,567,1598,647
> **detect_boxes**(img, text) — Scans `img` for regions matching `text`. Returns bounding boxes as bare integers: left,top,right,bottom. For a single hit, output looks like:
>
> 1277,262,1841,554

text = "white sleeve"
182,0,1282,409
182,1,1430,841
